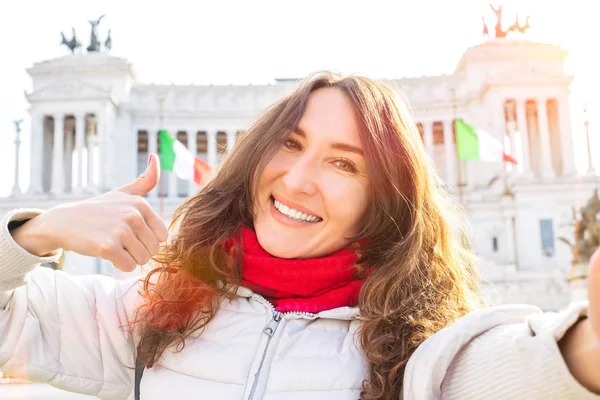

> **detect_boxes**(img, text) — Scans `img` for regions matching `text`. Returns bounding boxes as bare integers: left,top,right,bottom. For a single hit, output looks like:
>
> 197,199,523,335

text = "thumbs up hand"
116,153,162,197
10,154,169,272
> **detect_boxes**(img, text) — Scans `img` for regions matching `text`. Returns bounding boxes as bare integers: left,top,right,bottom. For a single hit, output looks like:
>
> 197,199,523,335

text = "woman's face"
253,87,370,259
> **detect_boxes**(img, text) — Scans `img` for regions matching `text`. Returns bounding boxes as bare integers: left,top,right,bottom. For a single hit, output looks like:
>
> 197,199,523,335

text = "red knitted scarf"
226,227,369,313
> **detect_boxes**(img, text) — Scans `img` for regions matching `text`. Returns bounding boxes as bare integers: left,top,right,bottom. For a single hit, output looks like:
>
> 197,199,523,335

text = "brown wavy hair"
132,71,483,399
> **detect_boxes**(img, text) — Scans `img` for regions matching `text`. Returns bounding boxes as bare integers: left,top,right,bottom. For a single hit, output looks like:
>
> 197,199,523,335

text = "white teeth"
273,199,320,222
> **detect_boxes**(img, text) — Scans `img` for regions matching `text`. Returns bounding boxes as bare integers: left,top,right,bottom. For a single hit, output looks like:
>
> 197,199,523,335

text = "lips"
270,195,323,223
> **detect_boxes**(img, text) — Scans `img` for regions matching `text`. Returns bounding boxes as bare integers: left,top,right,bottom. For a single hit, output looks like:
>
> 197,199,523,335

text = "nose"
281,154,318,196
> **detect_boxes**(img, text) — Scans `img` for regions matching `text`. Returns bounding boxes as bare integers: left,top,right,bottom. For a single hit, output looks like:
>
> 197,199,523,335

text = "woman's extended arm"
0,209,142,399
0,155,168,399
559,248,600,394
403,249,600,399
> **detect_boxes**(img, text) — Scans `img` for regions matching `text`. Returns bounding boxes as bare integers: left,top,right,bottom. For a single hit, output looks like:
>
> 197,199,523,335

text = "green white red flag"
159,130,212,186
455,119,517,164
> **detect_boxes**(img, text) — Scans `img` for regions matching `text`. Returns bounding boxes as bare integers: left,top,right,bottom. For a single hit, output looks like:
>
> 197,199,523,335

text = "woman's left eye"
284,138,302,151
333,158,358,173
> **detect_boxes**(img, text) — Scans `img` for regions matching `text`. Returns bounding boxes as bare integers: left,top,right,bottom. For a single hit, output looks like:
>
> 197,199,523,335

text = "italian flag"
455,119,517,164
159,130,212,186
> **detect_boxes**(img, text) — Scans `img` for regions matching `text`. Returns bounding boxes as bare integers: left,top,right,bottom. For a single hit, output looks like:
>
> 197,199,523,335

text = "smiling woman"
2,71,600,400
134,72,481,398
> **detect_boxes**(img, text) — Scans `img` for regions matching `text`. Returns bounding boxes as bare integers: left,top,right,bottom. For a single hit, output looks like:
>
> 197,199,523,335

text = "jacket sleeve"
403,302,600,400
0,208,143,400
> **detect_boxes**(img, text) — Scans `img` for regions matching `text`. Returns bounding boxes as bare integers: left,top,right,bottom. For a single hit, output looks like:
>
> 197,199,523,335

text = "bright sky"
0,0,598,197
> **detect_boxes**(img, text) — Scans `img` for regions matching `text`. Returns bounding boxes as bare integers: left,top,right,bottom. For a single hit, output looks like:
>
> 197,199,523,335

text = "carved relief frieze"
26,79,111,102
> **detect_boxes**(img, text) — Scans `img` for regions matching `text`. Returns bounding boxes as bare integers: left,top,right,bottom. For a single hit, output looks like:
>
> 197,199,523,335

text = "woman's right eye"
284,138,302,151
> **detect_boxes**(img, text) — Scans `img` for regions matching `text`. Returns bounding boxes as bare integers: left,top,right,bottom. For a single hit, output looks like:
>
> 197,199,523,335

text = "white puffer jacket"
1,208,599,400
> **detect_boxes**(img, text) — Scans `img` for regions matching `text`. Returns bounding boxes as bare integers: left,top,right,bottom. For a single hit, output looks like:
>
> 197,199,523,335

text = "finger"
115,153,160,196
136,199,169,242
121,228,152,266
111,248,138,272
133,218,161,257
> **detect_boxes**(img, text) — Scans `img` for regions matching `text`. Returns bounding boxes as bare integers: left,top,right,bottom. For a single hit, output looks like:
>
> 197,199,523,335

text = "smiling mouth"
270,196,323,223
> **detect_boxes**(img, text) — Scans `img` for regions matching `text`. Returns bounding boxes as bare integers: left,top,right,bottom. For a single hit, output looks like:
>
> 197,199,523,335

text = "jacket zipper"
247,309,283,400
246,293,317,400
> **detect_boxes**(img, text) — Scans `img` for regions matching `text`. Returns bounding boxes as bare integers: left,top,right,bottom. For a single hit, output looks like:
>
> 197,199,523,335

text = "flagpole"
159,96,165,219
456,139,463,205
501,105,518,270
502,108,513,197
451,86,463,205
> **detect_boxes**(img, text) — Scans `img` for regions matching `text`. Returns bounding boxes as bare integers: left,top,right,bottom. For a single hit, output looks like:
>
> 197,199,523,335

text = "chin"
254,228,310,259
258,235,303,259
266,248,300,259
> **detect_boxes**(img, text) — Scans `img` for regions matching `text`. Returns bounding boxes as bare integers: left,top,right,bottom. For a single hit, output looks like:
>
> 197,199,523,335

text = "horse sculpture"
507,15,531,36
516,15,530,34
60,27,81,54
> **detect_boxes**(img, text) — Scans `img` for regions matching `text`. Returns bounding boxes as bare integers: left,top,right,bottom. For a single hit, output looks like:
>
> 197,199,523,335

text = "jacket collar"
234,285,361,321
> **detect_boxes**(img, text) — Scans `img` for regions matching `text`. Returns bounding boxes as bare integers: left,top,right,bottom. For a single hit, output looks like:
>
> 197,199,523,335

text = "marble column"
51,114,65,195
491,97,508,185
504,101,517,173
558,94,577,176
226,130,237,154
28,112,44,194
64,123,74,193
74,113,86,193
515,98,533,178
96,114,106,191
207,130,218,170
187,130,197,196
423,121,434,160
507,120,518,176
536,98,555,179
86,132,96,191
148,129,158,198
443,120,456,186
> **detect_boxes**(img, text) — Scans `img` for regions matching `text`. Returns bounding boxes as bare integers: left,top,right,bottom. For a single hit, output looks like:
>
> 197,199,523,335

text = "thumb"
116,153,160,196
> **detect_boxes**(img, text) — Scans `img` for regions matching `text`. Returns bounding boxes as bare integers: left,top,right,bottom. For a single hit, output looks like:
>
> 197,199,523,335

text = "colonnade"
416,95,576,187
28,112,101,195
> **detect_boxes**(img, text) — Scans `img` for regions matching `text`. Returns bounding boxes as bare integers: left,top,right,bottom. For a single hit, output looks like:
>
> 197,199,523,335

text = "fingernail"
147,154,152,165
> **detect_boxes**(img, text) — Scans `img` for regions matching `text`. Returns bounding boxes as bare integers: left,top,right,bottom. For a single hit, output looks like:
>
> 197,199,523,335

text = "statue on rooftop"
87,15,105,52
482,16,490,38
489,4,507,39
104,29,112,51
507,15,531,36
13,119,23,135
60,27,81,54
484,4,531,39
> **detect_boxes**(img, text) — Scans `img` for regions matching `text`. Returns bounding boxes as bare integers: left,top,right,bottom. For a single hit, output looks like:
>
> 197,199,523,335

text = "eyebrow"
294,127,364,156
